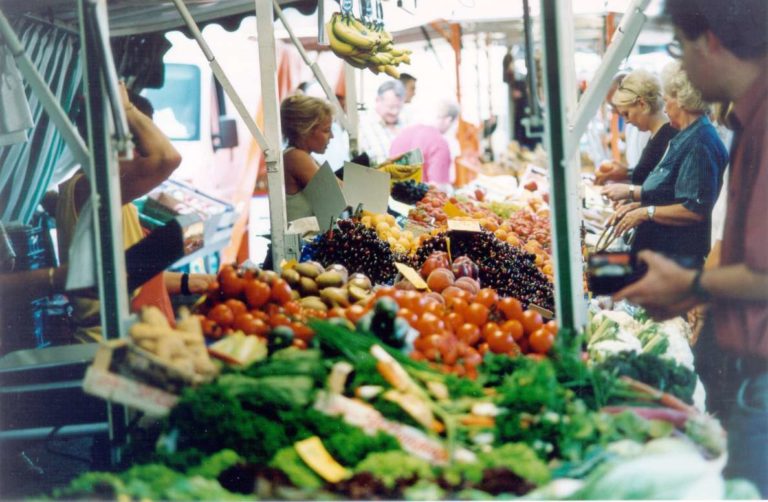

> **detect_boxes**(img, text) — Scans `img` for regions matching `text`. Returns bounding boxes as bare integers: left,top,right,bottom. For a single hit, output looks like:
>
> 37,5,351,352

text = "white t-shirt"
625,124,651,168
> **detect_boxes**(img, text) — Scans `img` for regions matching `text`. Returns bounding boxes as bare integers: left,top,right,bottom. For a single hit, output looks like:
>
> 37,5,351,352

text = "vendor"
56,82,214,342
602,61,728,269
281,95,335,222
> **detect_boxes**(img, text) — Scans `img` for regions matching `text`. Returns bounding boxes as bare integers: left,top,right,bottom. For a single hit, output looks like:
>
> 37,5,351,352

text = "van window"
142,64,201,141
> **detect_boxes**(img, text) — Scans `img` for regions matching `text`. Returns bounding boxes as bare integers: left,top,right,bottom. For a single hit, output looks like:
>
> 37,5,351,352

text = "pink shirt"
389,125,452,184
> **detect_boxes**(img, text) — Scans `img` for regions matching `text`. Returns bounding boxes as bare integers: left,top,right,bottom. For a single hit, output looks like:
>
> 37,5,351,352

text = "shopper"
595,73,652,185
280,94,335,222
358,80,405,165
57,82,214,342
389,99,459,190
615,0,768,494
602,61,727,269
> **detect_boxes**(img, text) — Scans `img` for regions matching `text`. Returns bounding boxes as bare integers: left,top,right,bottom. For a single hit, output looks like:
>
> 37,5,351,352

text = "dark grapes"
391,180,430,205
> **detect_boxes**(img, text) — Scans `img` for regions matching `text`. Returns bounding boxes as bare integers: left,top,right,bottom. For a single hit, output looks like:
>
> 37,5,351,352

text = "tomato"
397,307,418,326
244,280,271,309
465,302,490,326
415,312,445,336
544,320,558,334
521,310,544,335
208,303,234,328
220,267,245,298
486,330,515,354
439,337,459,365
456,323,481,346
327,307,346,318
269,313,291,328
497,297,524,321
206,280,222,301
445,312,464,332
410,350,426,362
462,347,482,368
225,299,248,317
500,319,525,341
291,322,315,343
345,304,367,323
475,288,499,308
477,342,490,355
283,300,301,316
481,322,500,339
446,297,469,317
529,328,555,354
270,279,293,305
292,338,308,350
233,312,259,334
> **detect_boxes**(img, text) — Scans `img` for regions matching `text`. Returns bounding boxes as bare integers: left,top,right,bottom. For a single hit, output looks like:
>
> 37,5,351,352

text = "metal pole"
566,0,650,159
0,8,90,169
540,0,585,332
272,0,351,132
170,0,272,156
522,0,541,119
79,0,129,466
344,62,359,155
255,0,300,266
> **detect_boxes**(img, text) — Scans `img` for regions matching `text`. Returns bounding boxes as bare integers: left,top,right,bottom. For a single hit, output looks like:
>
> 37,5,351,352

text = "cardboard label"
447,219,482,233
529,303,555,320
443,201,468,218
343,162,391,214
304,162,348,230
395,262,429,290
388,197,414,217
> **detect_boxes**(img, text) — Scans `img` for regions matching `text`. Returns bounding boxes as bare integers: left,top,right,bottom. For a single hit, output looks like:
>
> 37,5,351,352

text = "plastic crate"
4,216,55,271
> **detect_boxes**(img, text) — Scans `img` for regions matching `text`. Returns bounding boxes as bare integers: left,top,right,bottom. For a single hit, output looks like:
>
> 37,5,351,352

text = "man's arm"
615,251,768,320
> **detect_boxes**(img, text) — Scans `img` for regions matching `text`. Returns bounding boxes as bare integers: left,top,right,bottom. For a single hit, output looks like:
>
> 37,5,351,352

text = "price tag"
388,198,414,216
443,201,468,218
395,262,429,290
447,219,482,233
529,303,555,320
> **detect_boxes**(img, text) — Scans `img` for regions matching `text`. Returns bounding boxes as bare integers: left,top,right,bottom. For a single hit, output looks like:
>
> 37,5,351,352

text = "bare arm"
614,203,703,236
284,149,320,193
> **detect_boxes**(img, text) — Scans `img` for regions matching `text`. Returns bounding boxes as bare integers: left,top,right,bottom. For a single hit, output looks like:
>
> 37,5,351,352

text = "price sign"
395,262,429,290
447,219,482,233
529,303,554,320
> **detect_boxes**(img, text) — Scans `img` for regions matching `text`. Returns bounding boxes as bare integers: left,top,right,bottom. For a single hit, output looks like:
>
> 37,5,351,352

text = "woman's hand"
608,201,640,226
615,206,648,236
601,183,631,202
595,160,629,185
187,274,217,294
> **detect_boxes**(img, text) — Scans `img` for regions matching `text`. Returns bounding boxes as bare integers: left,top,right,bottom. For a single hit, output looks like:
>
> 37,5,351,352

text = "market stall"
0,0,760,499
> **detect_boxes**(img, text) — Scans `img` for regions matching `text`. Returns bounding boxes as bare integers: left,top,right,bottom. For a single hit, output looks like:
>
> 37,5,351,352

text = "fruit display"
305,219,410,284
414,231,555,311
391,180,429,205
281,261,376,309
377,161,422,181
327,12,411,78
359,212,422,255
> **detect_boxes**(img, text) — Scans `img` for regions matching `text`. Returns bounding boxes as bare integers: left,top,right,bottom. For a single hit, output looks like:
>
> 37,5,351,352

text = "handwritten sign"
529,303,555,320
447,219,482,233
395,262,429,290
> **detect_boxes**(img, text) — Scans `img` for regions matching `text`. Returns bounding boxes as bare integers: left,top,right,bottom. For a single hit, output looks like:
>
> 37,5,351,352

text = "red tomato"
477,342,490,355
456,323,481,346
481,322,500,339
545,320,558,334
397,307,418,326
462,347,482,368
220,267,245,298
208,303,234,328
244,280,271,309
529,328,555,354
475,288,499,308
346,304,367,323
445,312,464,332
225,299,248,317
521,310,544,335
270,279,293,305
233,312,259,334
497,297,524,321
292,338,308,350
486,330,515,354
500,319,525,341
415,312,445,336
465,302,490,326
291,322,315,343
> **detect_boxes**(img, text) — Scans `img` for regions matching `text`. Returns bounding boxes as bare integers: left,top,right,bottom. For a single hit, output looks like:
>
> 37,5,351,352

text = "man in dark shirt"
616,0,768,494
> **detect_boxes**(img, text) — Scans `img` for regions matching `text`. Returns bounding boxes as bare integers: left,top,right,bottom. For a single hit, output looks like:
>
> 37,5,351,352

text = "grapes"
414,231,555,311
391,180,429,205
305,219,409,285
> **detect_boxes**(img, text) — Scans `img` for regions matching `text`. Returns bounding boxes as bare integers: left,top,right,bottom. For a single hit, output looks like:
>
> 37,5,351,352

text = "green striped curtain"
0,18,82,223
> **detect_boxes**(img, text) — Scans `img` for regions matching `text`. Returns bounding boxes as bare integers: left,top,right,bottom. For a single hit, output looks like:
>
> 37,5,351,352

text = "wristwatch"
690,269,711,301
628,185,636,201
646,205,656,221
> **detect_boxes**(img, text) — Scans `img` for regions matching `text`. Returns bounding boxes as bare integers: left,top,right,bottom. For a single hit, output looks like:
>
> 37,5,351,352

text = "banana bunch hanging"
327,12,411,78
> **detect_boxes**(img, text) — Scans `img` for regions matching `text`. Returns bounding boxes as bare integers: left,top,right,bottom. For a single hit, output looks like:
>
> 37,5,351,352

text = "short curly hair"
280,95,333,146
611,69,663,113
661,61,709,113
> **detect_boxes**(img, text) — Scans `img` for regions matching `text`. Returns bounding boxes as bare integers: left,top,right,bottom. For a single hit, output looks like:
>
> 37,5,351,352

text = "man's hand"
614,206,647,236
614,251,701,320
595,160,629,185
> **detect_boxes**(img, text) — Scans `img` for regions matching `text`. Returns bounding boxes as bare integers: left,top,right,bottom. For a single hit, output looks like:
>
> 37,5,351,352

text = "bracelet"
690,269,710,301
48,267,55,291
180,273,191,295
628,185,635,201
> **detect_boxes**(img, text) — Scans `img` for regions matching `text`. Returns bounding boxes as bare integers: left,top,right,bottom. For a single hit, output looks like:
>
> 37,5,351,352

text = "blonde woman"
280,95,334,221
602,61,728,269
607,69,678,186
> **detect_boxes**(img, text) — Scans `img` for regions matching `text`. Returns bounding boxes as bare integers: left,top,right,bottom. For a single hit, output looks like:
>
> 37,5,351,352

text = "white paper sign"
342,161,390,214
304,162,348,230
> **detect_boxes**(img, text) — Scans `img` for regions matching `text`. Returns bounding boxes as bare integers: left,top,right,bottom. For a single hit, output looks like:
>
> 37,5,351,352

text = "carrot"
459,415,495,427
619,376,699,415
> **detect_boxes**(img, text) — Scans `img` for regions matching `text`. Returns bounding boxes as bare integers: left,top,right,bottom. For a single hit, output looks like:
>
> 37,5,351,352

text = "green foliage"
268,447,324,489
443,443,551,487
597,351,697,404
444,373,485,398
354,451,435,489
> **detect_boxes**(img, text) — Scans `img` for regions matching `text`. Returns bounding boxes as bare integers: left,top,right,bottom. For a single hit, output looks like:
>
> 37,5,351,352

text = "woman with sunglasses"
601,62,728,269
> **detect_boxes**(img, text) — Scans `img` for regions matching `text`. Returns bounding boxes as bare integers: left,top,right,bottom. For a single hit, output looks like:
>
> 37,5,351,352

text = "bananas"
378,162,422,181
327,12,412,78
